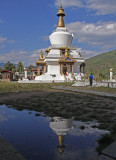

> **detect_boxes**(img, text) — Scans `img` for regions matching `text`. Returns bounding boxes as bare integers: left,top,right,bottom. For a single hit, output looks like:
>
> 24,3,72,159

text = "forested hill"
85,49,116,76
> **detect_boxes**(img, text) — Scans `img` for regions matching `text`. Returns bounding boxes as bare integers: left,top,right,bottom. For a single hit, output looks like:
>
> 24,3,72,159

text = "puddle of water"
0,105,109,160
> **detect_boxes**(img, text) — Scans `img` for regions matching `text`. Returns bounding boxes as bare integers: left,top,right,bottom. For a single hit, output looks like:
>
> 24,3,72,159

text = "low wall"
18,80,66,83
73,81,116,88
93,81,116,88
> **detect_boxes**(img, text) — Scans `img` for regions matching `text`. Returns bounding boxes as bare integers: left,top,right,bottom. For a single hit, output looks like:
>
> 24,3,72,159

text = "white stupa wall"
74,62,80,73
49,28,73,48
48,64,60,74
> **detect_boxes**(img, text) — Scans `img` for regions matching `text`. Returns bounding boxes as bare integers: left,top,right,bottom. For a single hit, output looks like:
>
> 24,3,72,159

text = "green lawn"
0,81,73,93
0,81,116,94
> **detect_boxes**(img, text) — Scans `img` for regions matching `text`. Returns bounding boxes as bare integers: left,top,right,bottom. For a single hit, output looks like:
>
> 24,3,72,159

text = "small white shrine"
35,5,85,82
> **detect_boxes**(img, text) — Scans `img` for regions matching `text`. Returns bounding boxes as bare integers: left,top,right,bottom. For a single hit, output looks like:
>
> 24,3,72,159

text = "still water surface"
0,105,109,160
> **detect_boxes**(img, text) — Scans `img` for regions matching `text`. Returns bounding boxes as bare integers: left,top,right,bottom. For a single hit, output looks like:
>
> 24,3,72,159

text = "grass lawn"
0,81,116,94
0,81,73,93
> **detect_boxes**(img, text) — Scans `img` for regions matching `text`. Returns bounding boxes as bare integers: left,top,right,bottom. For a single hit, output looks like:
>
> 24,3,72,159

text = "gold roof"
45,49,51,53
35,50,46,65
65,48,69,57
57,5,65,27
58,48,76,63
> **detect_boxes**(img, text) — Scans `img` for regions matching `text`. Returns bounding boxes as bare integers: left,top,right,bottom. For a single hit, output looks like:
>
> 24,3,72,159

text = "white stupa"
35,5,85,82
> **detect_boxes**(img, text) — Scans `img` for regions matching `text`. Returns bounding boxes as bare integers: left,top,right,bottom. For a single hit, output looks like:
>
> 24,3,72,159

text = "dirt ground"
0,88,116,152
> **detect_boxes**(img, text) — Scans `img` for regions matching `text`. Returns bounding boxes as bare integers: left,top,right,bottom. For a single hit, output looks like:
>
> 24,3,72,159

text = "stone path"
99,155,114,160
52,86,116,98
99,142,116,160
0,136,25,160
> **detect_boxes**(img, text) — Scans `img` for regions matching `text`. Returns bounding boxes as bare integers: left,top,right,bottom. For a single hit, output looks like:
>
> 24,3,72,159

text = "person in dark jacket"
89,73,93,86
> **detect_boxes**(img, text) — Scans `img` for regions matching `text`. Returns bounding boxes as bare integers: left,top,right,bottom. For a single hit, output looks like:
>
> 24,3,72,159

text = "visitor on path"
89,73,93,86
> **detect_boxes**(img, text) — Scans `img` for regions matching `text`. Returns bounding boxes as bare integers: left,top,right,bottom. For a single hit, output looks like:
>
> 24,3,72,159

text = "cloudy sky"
0,0,116,66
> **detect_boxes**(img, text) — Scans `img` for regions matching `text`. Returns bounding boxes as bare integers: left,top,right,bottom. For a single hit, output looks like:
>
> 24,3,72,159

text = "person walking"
89,73,93,86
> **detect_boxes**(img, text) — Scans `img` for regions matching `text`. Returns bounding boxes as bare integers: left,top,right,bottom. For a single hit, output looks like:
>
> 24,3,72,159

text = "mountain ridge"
85,49,116,77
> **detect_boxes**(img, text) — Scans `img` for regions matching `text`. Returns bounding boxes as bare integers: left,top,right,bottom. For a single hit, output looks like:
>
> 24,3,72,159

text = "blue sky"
0,0,116,66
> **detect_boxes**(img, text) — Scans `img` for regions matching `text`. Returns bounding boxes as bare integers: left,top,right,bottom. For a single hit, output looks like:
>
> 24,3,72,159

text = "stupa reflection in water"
50,117,72,154
49,117,110,155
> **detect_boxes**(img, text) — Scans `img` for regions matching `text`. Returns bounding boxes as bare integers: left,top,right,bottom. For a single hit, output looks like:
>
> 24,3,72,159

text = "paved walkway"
99,142,116,160
0,136,25,160
52,86,116,98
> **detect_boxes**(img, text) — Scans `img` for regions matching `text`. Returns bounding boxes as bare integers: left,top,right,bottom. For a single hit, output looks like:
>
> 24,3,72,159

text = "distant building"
31,68,38,77
0,70,13,81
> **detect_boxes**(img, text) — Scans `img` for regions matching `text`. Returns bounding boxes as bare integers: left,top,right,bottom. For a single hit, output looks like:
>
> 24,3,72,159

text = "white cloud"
0,36,7,49
75,47,100,58
55,0,116,15
86,0,116,15
82,49,100,59
42,35,49,41
67,21,116,50
0,45,6,49
7,40,15,44
0,36,7,44
55,0,83,8
0,37,16,49
0,19,3,23
0,48,47,66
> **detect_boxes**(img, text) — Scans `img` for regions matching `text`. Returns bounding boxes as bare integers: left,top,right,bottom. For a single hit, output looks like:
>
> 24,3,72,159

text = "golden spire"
65,48,69,57
57,4,65,27
39,50,43,59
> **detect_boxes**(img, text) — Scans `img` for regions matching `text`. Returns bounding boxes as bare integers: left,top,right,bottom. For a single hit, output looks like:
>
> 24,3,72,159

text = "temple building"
35,5,85,82
0,70,14,81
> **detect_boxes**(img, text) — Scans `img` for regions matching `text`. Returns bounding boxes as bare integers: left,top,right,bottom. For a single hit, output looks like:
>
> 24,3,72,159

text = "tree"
17,61,23,72
0,67,2,71
28,64,36,72
4,61,16,71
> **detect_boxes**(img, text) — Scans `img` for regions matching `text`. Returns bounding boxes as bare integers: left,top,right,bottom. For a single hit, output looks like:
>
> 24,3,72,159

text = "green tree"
28,64,36,72
12,65,16,72
0,67,2,71
17,61,23,72
4,61,16,71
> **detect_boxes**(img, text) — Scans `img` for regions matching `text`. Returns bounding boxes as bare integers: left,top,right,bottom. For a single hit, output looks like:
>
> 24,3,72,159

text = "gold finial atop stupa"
39,50,43,59
57,5,65,27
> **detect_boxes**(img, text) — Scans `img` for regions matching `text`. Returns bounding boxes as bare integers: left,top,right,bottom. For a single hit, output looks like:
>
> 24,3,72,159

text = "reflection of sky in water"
0,105,109,160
